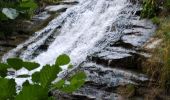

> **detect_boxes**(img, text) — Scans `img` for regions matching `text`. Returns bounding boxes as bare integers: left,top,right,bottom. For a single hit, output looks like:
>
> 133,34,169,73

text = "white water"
3,0,129,67
2,1,154,96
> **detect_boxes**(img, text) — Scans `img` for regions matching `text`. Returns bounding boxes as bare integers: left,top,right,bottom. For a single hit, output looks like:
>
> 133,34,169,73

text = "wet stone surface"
54,1,155,99
1,0,156,99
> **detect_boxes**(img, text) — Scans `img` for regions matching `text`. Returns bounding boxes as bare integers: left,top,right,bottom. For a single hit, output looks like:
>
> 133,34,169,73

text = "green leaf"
32,72,40,83
39,65,61,88
56,54,70,66
16,84,48,100
70,71,87,80
23,80,30,86
2,8,19,19
56,71,86,93
53,79,65,89
7,58,23,70
65,72,86,93
23,61,40,71
48,97,55,100
0,63,9,77
0,78,16,100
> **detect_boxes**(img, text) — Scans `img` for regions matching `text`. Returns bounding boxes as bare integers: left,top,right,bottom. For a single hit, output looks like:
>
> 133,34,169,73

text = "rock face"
51,1,156,100
1,0,156,99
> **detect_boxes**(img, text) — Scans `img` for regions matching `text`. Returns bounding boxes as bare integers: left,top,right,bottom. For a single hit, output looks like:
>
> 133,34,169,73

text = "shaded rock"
59,62,149,99
45,5,71,13
110,39,135,49
55,0,79,5
89,46,147,70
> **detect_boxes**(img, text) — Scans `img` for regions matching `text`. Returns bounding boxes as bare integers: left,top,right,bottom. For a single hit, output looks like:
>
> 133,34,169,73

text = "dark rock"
110,39,135,49
0,43,17,48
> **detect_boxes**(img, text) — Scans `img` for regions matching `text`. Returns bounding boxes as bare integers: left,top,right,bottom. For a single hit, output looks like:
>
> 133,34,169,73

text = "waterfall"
2,0,156,98
3,0,130,67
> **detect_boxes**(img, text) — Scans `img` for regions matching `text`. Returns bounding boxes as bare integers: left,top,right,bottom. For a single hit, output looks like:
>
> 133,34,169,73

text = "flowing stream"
3,0,130,66
2,0,156,99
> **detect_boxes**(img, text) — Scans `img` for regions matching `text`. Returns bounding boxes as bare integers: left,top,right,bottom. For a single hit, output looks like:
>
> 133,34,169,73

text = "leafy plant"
0,78,16,100
141,0,157,18
0,54,86,100
0,0,38,20
165,0,170,10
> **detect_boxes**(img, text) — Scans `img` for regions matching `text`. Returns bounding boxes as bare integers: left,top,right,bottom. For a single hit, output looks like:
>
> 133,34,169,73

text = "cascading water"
2,0,156,99
3,0,129,66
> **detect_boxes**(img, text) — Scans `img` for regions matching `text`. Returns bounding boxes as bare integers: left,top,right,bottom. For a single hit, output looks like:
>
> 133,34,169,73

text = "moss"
141,0,170,98
151,17,160,25
141,0,156,18
142,16,170,99
141,0,169,18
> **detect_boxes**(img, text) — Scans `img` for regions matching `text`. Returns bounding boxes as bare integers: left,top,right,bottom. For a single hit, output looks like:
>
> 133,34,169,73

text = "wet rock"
81,63,148,85
61,63,148,99
53,80,123,100
55,0,79,5
45,5,71,13
32,12,50,21
0,43,17,48
89,46,146,70
110,39,135,49
135,10,141,16
142,37,162,51
1,0,157,99
121,20,156,47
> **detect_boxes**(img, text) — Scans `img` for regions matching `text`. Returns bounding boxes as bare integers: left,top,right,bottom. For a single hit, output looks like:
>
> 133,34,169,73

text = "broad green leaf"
32,72,40,83
53,79,65,89
48,97,55,100
16,84,48,100
66,72,86,93
70,71,87,80
56,54,70,66
23,80,30,86
39,65,60,88
57,72,86,93
0,63,9,77
2,8,19,19
7,58,23,70
23,61,40,71
0,78,16,100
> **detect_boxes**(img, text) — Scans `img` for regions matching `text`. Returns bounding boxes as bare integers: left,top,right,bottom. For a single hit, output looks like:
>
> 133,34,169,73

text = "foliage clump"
141,0,170,18
0,54,86,100
0,0,38,20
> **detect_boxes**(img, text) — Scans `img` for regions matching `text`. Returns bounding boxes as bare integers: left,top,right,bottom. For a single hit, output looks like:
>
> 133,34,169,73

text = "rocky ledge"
52,1,157,100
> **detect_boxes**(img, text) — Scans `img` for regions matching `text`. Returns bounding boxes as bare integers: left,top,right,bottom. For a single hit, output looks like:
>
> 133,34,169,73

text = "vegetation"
0,54,86,100
141,0,170,18
0,0,38,39
0,0,38,20
141,0,170,99
0,0,62,39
